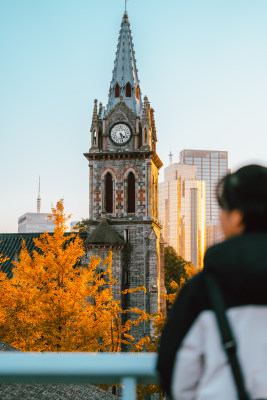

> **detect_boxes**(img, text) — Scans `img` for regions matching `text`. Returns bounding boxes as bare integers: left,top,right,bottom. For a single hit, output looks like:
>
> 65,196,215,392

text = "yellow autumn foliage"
0,201,150,353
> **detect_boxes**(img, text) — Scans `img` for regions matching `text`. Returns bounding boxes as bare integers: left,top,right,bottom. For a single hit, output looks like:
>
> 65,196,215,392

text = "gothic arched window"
127,172,135,213
126,82,131,98
136,85,139,100
105,173,113,213
115,84,120,98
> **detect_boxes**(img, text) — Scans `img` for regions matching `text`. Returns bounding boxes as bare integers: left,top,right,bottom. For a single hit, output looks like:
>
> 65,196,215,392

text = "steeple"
37,176,41,213
106,12,142,116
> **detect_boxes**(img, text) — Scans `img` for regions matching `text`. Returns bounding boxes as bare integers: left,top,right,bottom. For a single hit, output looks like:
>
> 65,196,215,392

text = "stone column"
89,164,93,219
134,117,139,150
102,119,107,150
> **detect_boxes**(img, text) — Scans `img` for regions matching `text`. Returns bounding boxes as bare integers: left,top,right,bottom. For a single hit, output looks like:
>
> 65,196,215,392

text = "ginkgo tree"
0,201,150,352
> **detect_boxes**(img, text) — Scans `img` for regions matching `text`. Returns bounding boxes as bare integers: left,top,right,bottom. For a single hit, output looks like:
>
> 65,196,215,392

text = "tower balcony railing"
0,352,159,400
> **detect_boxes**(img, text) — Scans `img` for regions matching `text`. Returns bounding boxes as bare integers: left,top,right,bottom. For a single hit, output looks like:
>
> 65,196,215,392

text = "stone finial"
90,99,98,132
98,102,103,118
142,96,150,127
101,211,107,222
150,108,158,141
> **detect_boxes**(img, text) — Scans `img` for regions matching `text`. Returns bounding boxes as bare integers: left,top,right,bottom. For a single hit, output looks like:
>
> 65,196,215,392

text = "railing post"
121,377,136,400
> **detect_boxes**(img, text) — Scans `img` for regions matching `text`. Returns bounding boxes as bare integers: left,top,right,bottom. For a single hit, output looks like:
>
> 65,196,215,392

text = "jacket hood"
204,232,267,294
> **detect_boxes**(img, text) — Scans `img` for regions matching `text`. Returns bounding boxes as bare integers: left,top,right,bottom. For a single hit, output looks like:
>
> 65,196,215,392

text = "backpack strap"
205,273,251,400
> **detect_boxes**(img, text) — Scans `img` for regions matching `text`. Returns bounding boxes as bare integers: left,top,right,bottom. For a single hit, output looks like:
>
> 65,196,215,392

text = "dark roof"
0,341,119,399
85,221,124,247
0,340,19,352
0,232,87,278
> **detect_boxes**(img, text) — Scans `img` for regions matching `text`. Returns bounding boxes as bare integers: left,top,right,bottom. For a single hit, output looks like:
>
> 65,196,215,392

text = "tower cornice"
84,150,163,169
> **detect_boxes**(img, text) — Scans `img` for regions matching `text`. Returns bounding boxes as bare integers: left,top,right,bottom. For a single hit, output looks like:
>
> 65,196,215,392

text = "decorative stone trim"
121,166,140,180
99,167,118,180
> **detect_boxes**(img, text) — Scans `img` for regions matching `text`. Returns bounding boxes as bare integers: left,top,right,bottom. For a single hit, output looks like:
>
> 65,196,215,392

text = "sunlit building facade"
180,150,228,247
18,213,54,233
159,163,206,269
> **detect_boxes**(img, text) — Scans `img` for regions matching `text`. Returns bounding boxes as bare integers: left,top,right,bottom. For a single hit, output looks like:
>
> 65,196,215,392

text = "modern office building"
180,150,228,247
159,163,206,269
18,213,54,233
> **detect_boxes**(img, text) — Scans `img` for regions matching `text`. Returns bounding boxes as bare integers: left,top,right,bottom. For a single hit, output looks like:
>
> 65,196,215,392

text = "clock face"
110,123,131,145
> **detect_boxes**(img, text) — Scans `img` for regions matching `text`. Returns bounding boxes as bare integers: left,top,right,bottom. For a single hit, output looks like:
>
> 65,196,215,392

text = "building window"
115,83,120,98
136,85,139,100
124,229,129,243
123,270,129,286
105,173,113,213
126,82,131,97
127,172,135,213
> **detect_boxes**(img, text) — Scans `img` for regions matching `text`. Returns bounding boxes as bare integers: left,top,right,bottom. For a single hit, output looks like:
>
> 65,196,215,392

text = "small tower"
90,99,100,150
37,176,41,213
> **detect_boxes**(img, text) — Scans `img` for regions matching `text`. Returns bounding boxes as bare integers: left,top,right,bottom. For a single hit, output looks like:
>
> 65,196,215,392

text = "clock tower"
84,12,165,339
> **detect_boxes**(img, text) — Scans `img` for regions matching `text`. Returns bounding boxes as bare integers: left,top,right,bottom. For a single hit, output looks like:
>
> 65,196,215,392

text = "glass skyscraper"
180,150,228,246
159,163,206,269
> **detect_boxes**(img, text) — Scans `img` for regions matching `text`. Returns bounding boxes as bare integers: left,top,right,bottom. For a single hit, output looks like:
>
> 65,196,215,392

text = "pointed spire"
90,99,98,132
98,102,103,118
37,176,41,213
142,96,150,127
106,12,142,116
150,108,157,142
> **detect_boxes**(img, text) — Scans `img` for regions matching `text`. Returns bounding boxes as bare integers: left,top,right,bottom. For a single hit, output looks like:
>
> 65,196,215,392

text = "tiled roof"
0,341,119,399
0,232,87,278
85,221,124,247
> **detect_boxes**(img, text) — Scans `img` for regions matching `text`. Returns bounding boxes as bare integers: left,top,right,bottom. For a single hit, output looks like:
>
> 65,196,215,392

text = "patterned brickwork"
84,88,165,343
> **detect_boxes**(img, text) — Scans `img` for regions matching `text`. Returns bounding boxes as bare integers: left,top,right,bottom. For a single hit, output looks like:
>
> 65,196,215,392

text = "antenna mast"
37,176,41,213
169,150,173,166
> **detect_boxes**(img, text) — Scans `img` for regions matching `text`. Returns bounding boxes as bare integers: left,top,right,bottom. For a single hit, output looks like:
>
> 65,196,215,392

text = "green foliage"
164,246,194,294
71,218,89,232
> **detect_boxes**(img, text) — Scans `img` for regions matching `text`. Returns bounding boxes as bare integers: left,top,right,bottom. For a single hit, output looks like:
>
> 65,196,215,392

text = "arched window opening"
105,173,113,213
115,84,120,98
126,82,131,98
127,172,135,213
136,85,139,100
93,131,97,145
144,128,147,143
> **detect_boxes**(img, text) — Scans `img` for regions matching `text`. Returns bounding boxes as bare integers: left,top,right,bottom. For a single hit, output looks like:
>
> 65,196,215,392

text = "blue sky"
1,0,267,232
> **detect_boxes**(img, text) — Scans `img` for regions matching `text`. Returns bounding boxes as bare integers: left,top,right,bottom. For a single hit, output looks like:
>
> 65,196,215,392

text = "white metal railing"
0,352,159,400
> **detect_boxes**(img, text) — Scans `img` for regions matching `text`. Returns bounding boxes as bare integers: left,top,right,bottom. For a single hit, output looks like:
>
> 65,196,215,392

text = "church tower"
84,12,165,338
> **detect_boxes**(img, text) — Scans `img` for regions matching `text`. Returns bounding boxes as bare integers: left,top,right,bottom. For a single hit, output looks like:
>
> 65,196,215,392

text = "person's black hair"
216,164,267,232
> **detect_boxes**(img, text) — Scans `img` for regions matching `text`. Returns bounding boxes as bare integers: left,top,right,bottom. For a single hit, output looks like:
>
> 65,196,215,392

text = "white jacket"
157,233,267,400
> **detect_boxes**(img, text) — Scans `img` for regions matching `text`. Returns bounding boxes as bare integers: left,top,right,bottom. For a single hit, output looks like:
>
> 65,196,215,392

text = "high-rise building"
159,163,206,269
180,149,228,247
18,213,54,233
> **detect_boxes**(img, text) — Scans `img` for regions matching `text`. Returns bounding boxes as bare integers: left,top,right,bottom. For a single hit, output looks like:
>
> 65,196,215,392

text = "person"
157,164,267,400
